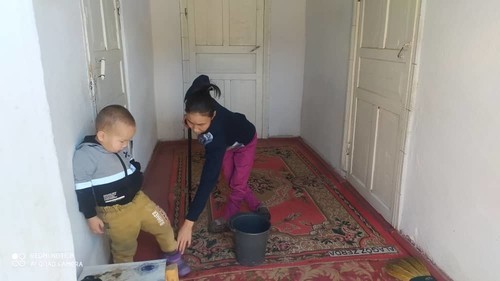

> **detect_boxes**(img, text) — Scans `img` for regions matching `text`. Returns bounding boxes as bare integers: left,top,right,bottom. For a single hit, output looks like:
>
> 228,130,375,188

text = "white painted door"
345,0,420,223
82,0,127,114
182,0,266,137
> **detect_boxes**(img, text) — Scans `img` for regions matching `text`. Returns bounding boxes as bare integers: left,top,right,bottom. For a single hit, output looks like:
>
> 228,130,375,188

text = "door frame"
179,0,271,138
341,0,425,227
261,0,271,139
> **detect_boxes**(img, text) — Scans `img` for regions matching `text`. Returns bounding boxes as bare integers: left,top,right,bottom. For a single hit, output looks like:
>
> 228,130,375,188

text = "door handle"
249,45,260,52
397,43,411,59
98,58,106,80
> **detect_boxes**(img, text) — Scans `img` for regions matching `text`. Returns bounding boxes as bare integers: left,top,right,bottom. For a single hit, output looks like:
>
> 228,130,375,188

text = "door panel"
184,0,265,137
196,53,256,74
347,0,420,223
386,0,415,48
211,79,225,105
194,0,223,46
229,0,257,45
358,58,406,103
94,52,125,108
372,109,399,211
350,99,375,189
230,80,257,124
361,0,387,48
86,0,106,51
102,0,120,49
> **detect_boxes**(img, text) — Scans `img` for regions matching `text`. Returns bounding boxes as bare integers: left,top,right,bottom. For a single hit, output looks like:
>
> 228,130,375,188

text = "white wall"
151,0,307,139
0,1,76,280
268,0,306,137
32,0,109,275
121,0,158,164
301,0,352,170
151,0,185,140
400,1,500,280
16,0,158,279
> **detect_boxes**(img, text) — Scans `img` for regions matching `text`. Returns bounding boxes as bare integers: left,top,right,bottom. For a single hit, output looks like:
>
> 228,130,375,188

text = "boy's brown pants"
97,191,177,263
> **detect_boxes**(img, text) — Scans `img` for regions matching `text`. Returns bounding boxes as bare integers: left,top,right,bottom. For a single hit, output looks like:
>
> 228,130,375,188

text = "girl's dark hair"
184,83,221,117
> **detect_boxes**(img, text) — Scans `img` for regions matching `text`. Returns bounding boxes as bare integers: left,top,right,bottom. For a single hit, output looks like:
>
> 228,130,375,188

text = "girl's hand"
177,220,194,254
87,216,105,234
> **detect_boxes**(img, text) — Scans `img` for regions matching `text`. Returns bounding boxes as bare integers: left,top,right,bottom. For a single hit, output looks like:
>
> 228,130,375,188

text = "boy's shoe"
164,250,191,277
208,217,228,233
256,205,271,221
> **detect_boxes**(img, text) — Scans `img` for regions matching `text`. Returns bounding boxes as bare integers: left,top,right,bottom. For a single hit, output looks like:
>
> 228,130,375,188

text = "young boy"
73,105,190,276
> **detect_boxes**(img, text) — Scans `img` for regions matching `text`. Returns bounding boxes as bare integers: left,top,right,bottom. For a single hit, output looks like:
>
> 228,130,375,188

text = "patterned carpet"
137,138,414,280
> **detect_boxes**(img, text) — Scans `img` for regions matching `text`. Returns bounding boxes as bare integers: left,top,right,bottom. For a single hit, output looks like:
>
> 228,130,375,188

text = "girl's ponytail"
184,75,221,116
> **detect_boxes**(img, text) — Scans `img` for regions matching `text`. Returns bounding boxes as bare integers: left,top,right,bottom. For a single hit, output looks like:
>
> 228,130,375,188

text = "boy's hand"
87,216,105,234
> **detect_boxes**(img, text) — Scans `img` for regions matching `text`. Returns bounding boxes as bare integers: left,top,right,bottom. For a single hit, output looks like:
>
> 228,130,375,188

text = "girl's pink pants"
221,133,260,220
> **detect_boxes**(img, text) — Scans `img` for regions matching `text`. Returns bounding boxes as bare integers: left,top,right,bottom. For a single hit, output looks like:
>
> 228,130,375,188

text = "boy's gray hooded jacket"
73,136,143,218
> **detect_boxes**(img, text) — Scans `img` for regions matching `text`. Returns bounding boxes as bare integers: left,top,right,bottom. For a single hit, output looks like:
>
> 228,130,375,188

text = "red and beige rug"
135,138,439,280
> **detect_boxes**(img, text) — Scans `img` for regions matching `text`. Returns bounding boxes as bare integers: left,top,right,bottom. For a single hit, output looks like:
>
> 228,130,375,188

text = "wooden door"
346,0,421,223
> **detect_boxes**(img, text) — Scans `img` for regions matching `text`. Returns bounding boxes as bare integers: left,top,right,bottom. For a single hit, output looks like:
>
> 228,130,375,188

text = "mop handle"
187,128,192,206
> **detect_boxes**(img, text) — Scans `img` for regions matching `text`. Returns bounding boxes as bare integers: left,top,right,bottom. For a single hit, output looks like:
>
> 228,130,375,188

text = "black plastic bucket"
230,213,270,266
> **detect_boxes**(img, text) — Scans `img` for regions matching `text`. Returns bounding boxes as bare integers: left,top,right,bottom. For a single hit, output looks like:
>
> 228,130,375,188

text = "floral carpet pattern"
183,260,396,281
159,139,408,280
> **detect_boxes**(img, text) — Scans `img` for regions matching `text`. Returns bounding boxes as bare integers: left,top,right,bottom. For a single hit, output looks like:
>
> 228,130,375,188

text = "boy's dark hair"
184,75,221,117
95,105,136,132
